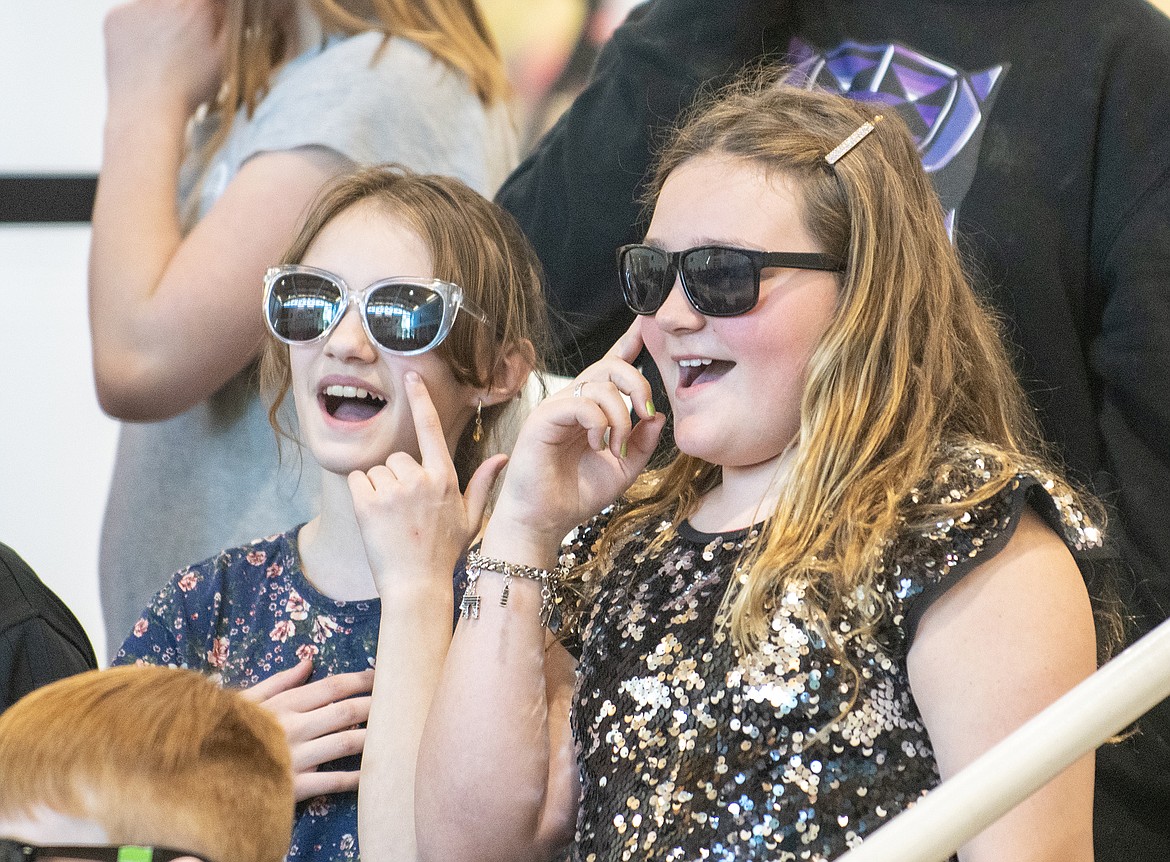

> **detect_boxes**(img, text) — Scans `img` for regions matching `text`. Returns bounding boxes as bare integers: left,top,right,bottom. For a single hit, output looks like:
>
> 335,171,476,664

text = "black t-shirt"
0,542,97,712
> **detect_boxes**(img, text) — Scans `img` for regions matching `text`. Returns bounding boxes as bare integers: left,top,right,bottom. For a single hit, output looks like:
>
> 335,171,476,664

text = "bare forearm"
416,338,662,858
359,580,454,862
417,535,574,862
88,94,189,414
88,137,338,419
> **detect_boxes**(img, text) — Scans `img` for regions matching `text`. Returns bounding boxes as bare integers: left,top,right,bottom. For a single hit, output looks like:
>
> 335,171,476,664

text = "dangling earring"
472,400,484,443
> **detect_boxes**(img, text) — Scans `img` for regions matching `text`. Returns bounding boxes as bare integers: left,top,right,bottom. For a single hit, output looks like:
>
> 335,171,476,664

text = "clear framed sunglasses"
617,244,845,317
0,839,211,862
263,264,489,355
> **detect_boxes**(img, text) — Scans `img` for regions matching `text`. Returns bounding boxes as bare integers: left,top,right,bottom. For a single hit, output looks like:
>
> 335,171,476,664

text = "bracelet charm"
465,551,563,628
458,570,481,620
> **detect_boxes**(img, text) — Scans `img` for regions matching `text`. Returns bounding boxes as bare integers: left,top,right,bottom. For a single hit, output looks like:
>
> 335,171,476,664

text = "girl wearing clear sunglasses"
113,166,548,862
90,0,517,658
411,76,1122,861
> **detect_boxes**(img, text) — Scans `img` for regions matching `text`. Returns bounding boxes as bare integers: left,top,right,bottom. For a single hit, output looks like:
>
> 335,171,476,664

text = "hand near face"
347,371,508,597
240,659,373,802
490,322,666,550
103,0,226,115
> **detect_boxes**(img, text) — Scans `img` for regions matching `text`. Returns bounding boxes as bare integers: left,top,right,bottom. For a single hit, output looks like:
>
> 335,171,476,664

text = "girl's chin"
672,439,721,465
673,434,781,471
315,454,390,477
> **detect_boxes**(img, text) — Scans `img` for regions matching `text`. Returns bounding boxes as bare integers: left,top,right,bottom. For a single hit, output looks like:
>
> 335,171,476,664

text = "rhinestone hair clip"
824,114,884,166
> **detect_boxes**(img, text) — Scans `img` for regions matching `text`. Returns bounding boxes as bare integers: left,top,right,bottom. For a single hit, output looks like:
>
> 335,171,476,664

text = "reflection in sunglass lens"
0,840,212,862
267,273,343,342
366,283,444,352
0,840,139,861
621,247,672,314
683,248,757,316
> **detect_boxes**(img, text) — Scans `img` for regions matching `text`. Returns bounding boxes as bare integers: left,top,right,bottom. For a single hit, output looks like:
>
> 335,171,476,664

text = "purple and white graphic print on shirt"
788,38,1007,234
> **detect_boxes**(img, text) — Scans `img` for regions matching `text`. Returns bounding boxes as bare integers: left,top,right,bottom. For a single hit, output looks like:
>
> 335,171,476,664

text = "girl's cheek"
638,315,663,356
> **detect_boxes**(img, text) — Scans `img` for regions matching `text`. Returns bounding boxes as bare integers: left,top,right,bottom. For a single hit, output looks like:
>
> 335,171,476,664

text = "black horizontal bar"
0,175,98,223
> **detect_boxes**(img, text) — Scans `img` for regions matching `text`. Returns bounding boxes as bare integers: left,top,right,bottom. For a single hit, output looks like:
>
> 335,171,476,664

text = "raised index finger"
605,317,646,365
403,370,457,471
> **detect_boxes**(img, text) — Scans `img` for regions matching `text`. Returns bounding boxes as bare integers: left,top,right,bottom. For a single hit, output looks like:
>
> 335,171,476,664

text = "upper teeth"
679,358,713,367
324,384,385,401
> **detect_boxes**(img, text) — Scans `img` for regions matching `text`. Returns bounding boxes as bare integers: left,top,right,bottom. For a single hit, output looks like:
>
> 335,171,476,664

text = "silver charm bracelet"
461,550,563,628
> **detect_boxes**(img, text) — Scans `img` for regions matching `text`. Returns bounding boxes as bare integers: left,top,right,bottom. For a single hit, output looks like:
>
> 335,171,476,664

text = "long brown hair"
580,71,1121,700
208,0,509,160
260,164,551,487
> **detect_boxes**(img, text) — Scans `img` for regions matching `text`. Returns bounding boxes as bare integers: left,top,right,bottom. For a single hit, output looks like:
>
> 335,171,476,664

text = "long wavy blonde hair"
207,0,508,161
580,72,1119,696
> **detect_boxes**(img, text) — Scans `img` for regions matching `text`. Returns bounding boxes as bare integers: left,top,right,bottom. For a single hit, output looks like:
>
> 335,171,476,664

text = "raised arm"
353,373,510,861
907,508,1097,862
90,0,343,420
416,325,666,861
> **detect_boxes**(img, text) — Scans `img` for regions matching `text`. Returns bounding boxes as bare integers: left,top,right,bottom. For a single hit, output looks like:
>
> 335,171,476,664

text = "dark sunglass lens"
683,248,758,316
0,839,31,862
366,284,445,352
267,273,342,341
620,247,671,314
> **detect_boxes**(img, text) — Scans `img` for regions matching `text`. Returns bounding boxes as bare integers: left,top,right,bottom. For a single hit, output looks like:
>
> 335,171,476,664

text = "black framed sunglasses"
0,839,211,862
263,264,489,355
617,244,845,317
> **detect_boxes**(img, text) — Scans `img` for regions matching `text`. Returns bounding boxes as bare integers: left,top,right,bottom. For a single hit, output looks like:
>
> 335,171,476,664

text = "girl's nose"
323,300,379,363
653,273,706,333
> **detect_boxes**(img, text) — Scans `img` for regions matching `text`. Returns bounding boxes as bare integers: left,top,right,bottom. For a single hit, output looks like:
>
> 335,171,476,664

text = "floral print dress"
114,525,379,862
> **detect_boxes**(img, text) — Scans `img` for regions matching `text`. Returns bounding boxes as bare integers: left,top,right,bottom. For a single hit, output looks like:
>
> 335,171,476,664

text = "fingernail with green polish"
646,400,656,417
620,441,628,459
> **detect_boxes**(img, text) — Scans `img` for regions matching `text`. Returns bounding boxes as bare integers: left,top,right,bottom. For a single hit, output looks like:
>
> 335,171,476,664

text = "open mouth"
320,384,387,422
677,358,735,388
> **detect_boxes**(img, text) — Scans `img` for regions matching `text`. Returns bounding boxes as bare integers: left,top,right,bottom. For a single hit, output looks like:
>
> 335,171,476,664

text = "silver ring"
573,381,585,398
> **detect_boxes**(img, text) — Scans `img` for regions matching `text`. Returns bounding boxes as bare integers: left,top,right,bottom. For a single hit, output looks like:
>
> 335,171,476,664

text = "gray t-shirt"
99,32,517,655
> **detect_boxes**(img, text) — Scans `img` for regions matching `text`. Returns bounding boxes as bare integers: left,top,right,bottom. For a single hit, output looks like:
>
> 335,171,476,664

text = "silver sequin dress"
559,463,1107,862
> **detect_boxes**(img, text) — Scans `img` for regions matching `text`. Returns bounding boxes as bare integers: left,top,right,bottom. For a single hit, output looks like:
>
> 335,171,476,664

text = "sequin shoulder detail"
892,464,1105,647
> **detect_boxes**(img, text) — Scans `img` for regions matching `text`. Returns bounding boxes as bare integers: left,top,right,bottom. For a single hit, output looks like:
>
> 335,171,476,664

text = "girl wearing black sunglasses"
111,167,550,862
413,75,1121,862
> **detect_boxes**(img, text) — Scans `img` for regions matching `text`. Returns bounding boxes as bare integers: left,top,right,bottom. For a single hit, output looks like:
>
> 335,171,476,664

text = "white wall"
0,1,121,662
0,226,118,662
0,3,116,172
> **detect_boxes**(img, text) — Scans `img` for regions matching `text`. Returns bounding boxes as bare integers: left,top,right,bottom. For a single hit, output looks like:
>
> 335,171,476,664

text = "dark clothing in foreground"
0,542,97,712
